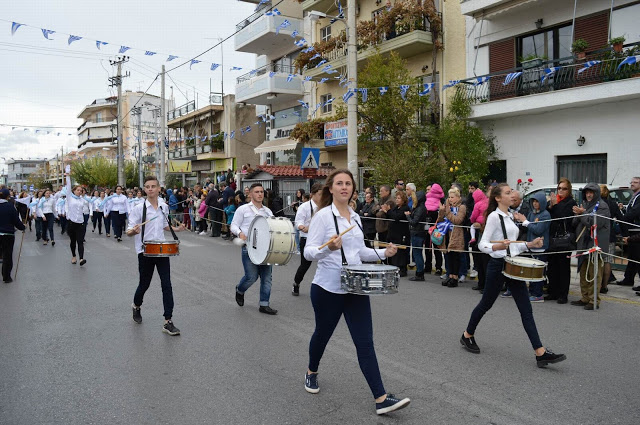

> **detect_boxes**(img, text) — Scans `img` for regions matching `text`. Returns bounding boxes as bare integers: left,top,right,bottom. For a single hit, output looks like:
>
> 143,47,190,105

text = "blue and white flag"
231,66,243,71
315,59,328,68
276,19,291,34
331,1,345,23
294,38,307,47
269,71,276,77
302,46,315,54
298,100,309,109
342,89,355,103
68,35,82,45
322,64,333,72
399,85,410,100
281,114,288,119
230,131,235,139
360,88,368,103
474,76,490,86
11,22,23,35
167,55,179,61
304,76,312,81
96,41,108,50
145,51,157,56
249,69,258,76
310,53,322,61
291,30,299,38
419,83,435,96
577,60,601,74
265,8,281,16
541,66,561,83
287,74,294,82
41,29,55,40
617,55,640,71
339,77,349,87
442,80,460,90
241,127,247,136
211,63,220,71
190,59,201,69
255,0,269,11
201,136,207,142
245,126,252,133
293,111,301,117
323,98,334,107
119,46,131,54
502,72,522,85
379,86,389,95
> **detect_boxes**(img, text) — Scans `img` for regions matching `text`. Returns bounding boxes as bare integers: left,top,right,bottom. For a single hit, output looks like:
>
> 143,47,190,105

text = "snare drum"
246,216,296,266
340,264,400,295
503,256,546,281
143,240,180,257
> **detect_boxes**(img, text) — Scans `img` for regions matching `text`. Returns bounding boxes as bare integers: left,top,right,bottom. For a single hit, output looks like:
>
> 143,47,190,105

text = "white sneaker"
199,231,206,235
440,274,449,280
469,270,478,278
459,275,466,283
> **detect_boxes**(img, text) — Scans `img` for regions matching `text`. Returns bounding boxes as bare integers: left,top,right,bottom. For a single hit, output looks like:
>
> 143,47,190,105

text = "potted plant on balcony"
610,36,625,53
571,38,589,60
520,54,546,70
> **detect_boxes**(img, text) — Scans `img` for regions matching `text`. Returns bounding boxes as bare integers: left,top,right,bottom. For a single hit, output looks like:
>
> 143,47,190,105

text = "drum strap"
164,209,179,241
141,202,146,243
498,215,511,257
332,213,348,266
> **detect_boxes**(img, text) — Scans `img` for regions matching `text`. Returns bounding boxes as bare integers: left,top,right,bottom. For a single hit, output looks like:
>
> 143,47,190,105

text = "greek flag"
474,76,490,86
339,77,349,87
269,71,276,77
360,88,368,103
294,38,307,47
331,1,344,23
419,83,435,96
502,72,522,85
249,69,258,76
255,0,269,11
437,218,453,235
11,22,23,35
68,35,82,45
617,55,640,71
322,64,333,72
577,60,601,74
276,19,291,35
145,51,157,56
265,8,281,16
541,67,561,83
41,29,55,40
319,78,329,83
399,85,410,100
379,86,389,95
310,53,322,60
231,66,243,71
342,89,355,103
211,63,220,71
119,46,131,54
291,30,299,38
323,98,334,107
302,46,315,54
96,41,108,50
442,80,460,90
304,76,312,81
315,59,328,68
201,136,207,142
167,55,179,61
190,59,201,69
297,100,309,109
287,74,294,82
230,131,235,139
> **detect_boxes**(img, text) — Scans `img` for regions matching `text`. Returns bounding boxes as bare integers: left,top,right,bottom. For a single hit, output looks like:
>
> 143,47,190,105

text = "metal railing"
455,43,640,104
237,63,298,84
167,100,196,121
236,1,272,31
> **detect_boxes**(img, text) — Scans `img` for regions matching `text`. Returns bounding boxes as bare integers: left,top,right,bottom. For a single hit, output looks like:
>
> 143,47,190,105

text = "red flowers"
517,179,523,184
528,178,533,183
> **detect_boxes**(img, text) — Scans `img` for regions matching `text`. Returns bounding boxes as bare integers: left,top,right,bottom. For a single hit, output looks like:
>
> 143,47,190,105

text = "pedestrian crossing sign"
300,148,320,169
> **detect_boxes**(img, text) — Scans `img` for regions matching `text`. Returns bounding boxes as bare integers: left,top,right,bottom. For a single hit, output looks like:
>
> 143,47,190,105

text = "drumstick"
376,242,408,250
318,225,356,250
489,240,528,243
138,216,158,227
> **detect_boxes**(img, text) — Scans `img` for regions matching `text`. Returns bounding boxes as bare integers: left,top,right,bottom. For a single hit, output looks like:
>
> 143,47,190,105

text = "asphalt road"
1,226,639,425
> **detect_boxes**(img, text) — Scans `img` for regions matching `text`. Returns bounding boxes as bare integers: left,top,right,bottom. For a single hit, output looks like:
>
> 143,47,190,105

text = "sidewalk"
568,266,640,305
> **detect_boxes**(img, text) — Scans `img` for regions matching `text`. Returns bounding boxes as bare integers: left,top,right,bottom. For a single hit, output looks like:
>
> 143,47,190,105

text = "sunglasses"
557,186,569,190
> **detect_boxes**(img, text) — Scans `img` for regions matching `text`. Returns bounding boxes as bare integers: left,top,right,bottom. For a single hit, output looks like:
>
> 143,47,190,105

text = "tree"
27,167,51,191
70,157,141,188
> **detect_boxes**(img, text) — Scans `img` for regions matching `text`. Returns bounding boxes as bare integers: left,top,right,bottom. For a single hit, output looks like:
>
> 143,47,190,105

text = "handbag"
429,216,445,246
550,220,576,252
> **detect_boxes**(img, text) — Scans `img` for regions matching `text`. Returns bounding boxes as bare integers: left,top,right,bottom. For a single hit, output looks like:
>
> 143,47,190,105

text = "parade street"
1,229,639,425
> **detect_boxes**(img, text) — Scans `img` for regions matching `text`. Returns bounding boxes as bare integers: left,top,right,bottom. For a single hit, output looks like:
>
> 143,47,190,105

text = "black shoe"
442,277,451,287
409,274,424,282
544,295,558,301
632,286,640,292
570,300,588,306
292,284,300,296
471,285,480,290
99,232,103,235
460,333,480,354
557,297,568,304
305,372,319,394
618,280,634,287
434,269,443,276
3,277,12,283
117,237,122,242
51,241,55,246
79,259,86,266
376,394,410,415
536,349,566,368
132,304,142,324
636,292,640,296
235,291,244,306
259,306,278,315
600,286,608,294
447,279,459,288
584,303,598,310
92,229,95,233
399,270,407,277
162,321,180,336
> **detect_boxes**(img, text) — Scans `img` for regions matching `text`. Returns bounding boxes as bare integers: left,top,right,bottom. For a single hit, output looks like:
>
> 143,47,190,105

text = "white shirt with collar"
65,194,86,224
41,197,57,216
478,209,530,259
127,198,170,255
107,193,127,214
304,203,387,294
230,202,274,237
294,199,317,238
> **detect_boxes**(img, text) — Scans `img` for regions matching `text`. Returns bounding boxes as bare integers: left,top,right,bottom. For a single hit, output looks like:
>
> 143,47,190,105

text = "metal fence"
236,1,272,31
236,63,298,84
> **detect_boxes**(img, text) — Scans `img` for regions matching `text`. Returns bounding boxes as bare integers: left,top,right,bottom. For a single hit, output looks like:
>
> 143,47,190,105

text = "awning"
253,138,299,154
482,0,539,19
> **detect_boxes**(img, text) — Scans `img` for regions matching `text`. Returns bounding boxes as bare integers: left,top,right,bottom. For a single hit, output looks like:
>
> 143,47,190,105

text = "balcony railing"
455,43,640,104
236,1,272,31
167,101,196,121
237,63,298,84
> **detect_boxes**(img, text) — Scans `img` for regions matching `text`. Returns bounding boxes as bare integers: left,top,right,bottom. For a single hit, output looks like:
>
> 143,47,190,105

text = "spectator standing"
358,191,378,248
620,177,640,288
408,191,428,281
469,188,489,292
438,188,467,288
599,185,623,292
425,183,445,275
386,191,410,277
375,185,392,242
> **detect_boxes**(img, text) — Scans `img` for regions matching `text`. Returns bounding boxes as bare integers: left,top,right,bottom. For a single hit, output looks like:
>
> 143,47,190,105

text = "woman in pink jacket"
197,193,208,235
469,188,489,292
424,183,445,275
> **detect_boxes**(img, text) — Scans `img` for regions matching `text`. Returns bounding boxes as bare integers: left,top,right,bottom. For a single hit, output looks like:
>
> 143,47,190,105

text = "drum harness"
141,202,179,249
332,214,384,266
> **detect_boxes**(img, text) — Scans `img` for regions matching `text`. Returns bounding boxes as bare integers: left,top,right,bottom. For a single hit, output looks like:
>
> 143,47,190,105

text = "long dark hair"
318,169,356,209
483,183,509,224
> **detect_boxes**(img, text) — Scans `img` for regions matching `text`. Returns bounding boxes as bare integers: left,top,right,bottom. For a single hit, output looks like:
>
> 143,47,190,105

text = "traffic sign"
300,148,320,169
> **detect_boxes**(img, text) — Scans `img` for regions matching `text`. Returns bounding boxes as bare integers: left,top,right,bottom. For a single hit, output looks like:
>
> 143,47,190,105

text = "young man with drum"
292,183,323,296
303,169,410,416
230,183,278,315
460,183,567,368
126,176,185,336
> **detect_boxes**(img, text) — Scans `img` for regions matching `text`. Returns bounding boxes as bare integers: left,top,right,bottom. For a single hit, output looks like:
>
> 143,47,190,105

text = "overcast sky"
0,0,259,173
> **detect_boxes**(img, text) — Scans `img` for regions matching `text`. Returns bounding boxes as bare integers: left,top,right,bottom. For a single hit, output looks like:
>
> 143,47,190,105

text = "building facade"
460,0,640,186
5,159,48,190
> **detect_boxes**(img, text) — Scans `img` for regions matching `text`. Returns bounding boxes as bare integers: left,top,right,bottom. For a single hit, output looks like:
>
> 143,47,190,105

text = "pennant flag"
230,131,235,139
291,30,299,38
442,80,460,90
331,1,345,23
68,35,82,45
302,46,315,54
326,69,338,74
276,19,291,34
255,0,269,11
315,59,328,68
210,63,220,71
502,72,522,85
319,78,329,83
323,98,334,107
249,69,258,76
231,66,243,71
41,29,55,40
280,114,288,119
259,114,267,122
96,41,108,50
474,76,490,86
119,46,131,53
379,86,389,95
201,136,207,142
145,51,157,56
190,59,201,69
287,74,294,82
292,111,301,117
541,66,561,83
310,53,322,61
11,22,23,35
269,71,276,77
342,89,355,103
577,60,601,74
265,8,281,16
294,38,307,47
304,76,312,81
419,83,435,96
268,114,276,120
360,88,368,103
298,100,309,109
617,55,640,71
245,126,252,133
167,55,179,61
322,64,333,72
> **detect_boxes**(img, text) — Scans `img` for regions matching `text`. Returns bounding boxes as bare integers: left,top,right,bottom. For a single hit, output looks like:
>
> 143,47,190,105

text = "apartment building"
5,158,47,190
460,0,640,186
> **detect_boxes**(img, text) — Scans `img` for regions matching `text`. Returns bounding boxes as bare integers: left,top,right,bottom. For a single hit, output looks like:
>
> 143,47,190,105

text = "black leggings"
92,211,103,233
448,252,461,276
67,221,85,259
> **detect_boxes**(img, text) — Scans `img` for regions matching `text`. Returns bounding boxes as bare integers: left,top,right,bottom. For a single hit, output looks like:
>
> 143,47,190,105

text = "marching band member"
91,191,104,234
230,183,278,315
461,183,567,368
292,183,323,296
64,174,88,266
127,176,185,336
302,169,410,415
40,189,58,246
104,186,127,242
0,188,25,283
31,191,43,241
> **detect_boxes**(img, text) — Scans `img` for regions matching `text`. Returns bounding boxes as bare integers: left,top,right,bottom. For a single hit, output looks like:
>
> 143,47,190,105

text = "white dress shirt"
92,197,104,213
304,204,387,294
106,194,127,215
41,197,57,217
230,202,274,237
294,199,317,238
479,209,530,258
127,199,170,254
66,195,85,224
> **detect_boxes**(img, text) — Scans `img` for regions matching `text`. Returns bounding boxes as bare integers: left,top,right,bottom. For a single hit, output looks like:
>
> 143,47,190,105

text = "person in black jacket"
358,191,378,248
408,191,428,281
600,185,624,292
0,188,26,283
545,178,577,304
387,191,411,277
205,188,222,237
620,177,640,287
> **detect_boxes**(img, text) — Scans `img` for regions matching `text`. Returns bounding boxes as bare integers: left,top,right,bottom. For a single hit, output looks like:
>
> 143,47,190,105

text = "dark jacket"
375,195,391,234
271,195,284,217
573,182,611,269
0,200,26,234
511,199,530,240
603,195,623,242
221,186,235,208
358,200,378,236
548,195,577,240
409,191,428,237
622,191,640,236
525,191,551,250
386,204,410,244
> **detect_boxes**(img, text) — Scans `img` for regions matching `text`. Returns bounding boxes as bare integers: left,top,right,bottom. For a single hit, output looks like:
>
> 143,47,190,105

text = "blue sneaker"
305,372,319,394
529,296,544,303
376,394,410,415
501,290,512,298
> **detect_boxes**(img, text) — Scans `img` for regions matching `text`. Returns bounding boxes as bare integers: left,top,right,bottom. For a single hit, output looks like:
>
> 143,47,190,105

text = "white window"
96,112,103,123
321,94,332,114
321,25,331,42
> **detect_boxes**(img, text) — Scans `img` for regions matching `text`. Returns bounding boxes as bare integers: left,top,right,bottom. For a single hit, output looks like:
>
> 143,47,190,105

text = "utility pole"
109,56,129,187
132,106,143,188
160,65,166,187
347,0,358,179
60,146,64,187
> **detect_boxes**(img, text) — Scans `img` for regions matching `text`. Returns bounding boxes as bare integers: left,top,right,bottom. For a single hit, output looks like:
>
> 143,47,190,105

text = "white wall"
479,98,640,186
611,3,640,43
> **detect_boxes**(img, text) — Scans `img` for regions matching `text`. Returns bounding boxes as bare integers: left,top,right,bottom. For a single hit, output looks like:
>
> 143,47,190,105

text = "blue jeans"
308,284,386,399
411,234,425,273
236,246,273,306
134,253,174,319
466,257,543,350
528,253,547,298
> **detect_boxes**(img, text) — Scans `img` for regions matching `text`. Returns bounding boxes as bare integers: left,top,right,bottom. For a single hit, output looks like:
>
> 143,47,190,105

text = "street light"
309,0,358,178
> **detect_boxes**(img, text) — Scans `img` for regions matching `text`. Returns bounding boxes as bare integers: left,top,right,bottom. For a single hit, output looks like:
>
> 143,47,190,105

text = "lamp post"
309,0,358,178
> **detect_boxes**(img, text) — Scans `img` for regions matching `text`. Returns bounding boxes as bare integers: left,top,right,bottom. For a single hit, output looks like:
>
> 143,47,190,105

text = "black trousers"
294,237,312,285
92,211,103,233
547,252,571,298
623,240,640,283
67,221,85,259
1,234,15,281
472,248,490,290
134,253,174,319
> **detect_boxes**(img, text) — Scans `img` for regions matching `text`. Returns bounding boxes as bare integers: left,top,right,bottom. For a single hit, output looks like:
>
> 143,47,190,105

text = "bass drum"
246,216,296,266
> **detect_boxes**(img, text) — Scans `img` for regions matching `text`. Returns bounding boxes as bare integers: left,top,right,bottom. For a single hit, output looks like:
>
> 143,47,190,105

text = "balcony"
460,0,534,17
77,119,116,133
301,0,338,13
78,141,114,153
236,63,304,105
455,44,640,120
235,11,302,57
303,28,433,78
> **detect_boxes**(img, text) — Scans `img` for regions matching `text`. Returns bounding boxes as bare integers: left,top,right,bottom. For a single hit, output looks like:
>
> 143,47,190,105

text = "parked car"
523,184,633,206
